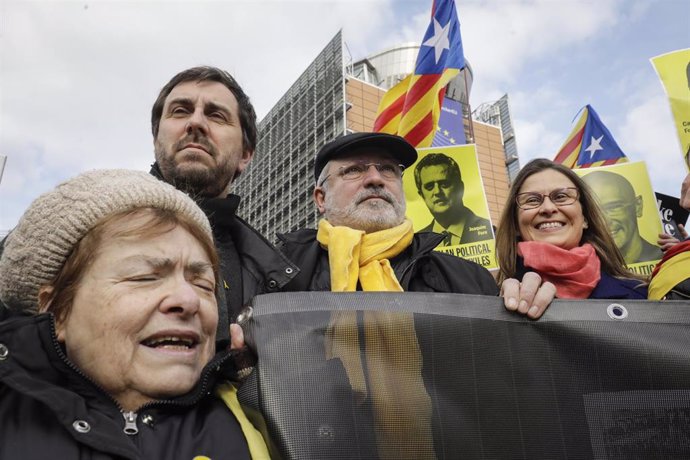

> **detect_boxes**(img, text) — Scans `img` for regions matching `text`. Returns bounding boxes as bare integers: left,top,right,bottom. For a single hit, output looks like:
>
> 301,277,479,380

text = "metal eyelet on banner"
607,303,628,320
236,306,253,326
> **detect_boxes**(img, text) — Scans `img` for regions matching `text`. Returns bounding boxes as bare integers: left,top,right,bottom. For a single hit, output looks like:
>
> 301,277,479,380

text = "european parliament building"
234,31,519,240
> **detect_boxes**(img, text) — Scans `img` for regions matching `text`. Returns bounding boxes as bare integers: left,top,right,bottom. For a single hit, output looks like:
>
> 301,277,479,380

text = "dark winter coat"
0,312,265,459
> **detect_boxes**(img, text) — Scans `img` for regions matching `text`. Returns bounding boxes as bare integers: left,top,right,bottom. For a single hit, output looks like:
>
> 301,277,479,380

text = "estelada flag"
552,104,629,169
373,0,465,148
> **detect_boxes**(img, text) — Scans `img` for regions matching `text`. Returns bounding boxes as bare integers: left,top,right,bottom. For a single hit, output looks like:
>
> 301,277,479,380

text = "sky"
1,0,689,231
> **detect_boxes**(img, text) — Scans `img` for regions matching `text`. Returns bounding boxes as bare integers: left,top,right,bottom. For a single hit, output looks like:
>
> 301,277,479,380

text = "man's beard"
154,133,234,199
324,186,406,233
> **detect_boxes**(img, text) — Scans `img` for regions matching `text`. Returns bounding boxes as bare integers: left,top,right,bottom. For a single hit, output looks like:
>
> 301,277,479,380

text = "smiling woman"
495,159,647,300
0,170,268,459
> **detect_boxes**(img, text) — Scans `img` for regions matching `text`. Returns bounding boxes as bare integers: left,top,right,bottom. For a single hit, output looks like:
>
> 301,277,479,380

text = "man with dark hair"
150,66,297,330
414,153,492,246
582,170,662,264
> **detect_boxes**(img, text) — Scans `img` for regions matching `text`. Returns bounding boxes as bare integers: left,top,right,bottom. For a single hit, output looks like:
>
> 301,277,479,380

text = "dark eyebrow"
204,101,233,118
166,97,193,106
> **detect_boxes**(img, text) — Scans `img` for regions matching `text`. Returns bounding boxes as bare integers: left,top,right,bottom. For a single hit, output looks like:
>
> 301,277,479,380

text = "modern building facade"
473,94,520,181
236,32,346,237
235,32,518,239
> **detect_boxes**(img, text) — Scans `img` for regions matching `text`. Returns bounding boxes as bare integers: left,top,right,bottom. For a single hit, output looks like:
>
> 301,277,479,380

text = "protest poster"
576,161,663,275
404,144,496,269
651,48,690,170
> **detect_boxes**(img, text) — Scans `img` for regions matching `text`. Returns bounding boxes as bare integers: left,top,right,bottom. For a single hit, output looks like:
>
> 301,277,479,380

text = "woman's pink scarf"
517,241,601,299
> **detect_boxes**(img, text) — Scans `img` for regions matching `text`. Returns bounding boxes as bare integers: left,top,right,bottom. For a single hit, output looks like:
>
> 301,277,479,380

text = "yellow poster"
575,161,663,276
404,144,496,270
651,48,690,171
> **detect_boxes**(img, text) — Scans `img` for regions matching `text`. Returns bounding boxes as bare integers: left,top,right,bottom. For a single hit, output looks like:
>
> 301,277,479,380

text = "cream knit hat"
0,169,212,311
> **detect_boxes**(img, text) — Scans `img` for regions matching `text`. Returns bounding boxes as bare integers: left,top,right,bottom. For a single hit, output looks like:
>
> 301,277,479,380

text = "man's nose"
361,165,386,186
186,108,209,135
159,277,201,318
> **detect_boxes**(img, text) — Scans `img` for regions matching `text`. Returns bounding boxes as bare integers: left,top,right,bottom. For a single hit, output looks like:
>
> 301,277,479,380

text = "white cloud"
461,0,623,89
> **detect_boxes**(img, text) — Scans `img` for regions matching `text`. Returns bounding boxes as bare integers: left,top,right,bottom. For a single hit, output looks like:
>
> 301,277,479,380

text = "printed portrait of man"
414,153,492,246
582,170,663,264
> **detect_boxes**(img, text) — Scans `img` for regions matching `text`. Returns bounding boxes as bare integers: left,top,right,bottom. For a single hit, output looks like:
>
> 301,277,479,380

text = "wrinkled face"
584,178,638,250
55,220,218,411
154,80,252,198
517,169,586,250
419,164,462,217
314,149,406,233
681,173,690,211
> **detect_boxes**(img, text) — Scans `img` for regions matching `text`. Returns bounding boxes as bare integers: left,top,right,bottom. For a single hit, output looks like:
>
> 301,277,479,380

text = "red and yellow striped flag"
373,0,465,148
553,105,629,169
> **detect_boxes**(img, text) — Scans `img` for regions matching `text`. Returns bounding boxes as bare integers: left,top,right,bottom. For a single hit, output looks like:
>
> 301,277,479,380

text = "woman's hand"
501,271,556,320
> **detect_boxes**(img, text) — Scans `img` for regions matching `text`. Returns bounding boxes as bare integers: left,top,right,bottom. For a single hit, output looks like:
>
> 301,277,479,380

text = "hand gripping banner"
237,292,690,459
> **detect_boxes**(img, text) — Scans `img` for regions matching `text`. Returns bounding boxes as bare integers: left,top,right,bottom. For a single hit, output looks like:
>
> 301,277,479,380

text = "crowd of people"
1,65,687,457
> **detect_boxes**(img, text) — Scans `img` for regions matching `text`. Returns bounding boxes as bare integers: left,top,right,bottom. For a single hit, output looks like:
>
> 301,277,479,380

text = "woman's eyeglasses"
516,187,579,210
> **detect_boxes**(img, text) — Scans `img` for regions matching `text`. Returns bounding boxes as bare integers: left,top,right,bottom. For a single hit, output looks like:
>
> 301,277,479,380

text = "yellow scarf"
317,218,436,459
649,250,690,300
317,218,413,291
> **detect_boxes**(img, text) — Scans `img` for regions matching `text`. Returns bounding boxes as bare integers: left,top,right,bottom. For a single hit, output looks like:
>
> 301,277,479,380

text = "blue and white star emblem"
584,135,604,155
422,18,450,64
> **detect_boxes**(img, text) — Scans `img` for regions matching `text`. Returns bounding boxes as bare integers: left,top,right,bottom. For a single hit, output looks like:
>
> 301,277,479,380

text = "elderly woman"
0,170,267,459
496,159,646,300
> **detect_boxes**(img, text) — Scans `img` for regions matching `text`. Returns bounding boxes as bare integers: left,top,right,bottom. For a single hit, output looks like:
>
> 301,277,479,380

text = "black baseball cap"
313,132,418,181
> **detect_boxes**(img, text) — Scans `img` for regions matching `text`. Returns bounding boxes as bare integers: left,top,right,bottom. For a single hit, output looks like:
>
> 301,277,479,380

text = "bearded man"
150,66,297,330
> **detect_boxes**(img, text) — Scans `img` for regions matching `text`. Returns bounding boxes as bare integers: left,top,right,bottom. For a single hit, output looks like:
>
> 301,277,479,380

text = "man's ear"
635,195,643,218
313,186,326,215
236,149,255,176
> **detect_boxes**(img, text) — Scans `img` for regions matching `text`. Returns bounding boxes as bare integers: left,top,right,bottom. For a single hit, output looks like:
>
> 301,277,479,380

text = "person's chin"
431,204,450,214
146,371,201,399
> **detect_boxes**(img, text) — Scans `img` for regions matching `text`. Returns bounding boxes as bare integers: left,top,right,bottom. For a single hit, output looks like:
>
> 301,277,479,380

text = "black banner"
238,292,690,459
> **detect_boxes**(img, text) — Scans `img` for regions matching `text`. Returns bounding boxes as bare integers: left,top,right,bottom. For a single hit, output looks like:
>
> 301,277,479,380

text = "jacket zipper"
122,411,139,435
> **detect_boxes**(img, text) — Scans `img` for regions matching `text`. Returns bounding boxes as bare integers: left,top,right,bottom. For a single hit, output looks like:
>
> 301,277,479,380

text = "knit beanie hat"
0,169,212,311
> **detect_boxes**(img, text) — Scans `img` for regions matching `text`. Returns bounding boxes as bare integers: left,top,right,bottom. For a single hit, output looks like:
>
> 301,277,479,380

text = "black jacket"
150,164,298,329
0,313,257,460
277,229,499,296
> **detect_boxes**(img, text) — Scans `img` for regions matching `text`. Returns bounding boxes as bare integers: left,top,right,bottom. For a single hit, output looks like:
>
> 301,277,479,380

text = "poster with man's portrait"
575,161,663,275
403,144,496,270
